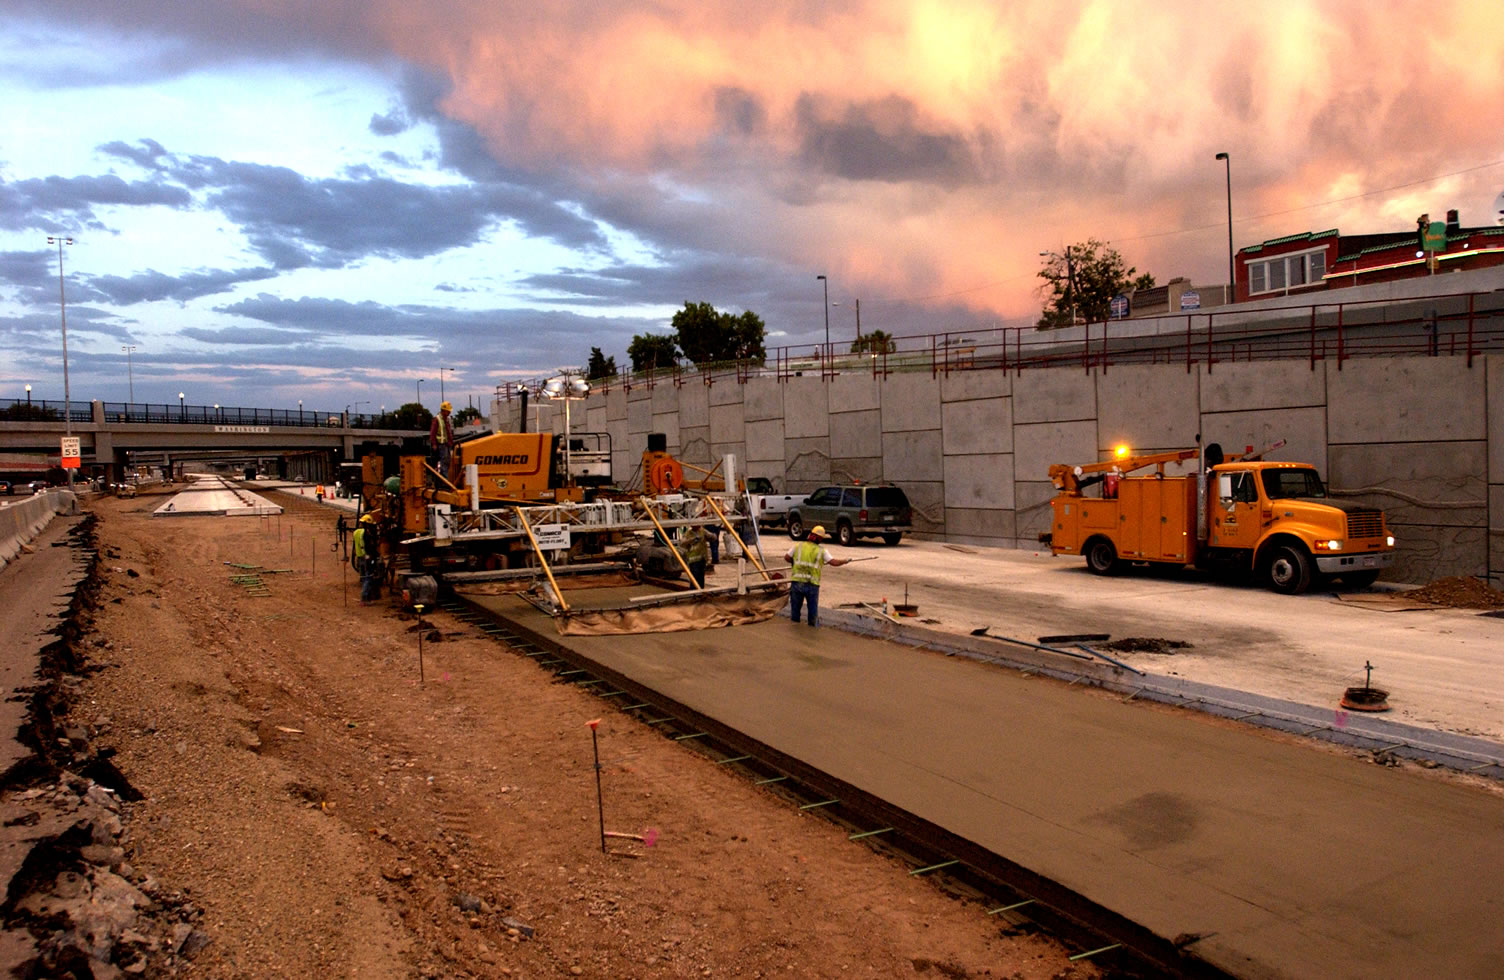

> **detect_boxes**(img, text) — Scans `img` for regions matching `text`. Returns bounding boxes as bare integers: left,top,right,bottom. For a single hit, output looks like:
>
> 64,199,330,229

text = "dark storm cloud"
158,154,606,268
87,266,279,305
713,87,767,136
214,293,659,370
521,252,792,309
369,109,411,136
0,250,53,284
794,93,978,186
98,139,172,172
180,325,315,345
0,174,192,231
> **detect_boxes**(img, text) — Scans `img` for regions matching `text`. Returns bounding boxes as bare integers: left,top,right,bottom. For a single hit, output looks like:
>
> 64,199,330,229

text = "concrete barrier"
0,490,79,570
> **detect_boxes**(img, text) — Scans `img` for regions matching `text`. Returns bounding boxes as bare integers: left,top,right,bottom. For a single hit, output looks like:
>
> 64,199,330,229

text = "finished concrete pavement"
473,592,1504,979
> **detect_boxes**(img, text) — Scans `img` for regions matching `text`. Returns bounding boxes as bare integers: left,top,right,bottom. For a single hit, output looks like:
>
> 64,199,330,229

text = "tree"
850,330,895,354
585,346,617,380
628,333,679,372
671,301,767,365
454,406,483,426
1037,240,1151,328
390,401,432,432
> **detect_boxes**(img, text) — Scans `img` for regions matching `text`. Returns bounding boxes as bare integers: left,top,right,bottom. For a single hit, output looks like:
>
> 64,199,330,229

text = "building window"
1248,248,1327,296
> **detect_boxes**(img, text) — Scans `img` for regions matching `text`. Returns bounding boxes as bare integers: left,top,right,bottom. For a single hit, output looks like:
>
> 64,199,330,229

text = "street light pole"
47,236,73,487
816,275,829,357
1216,152,1234,301
439,367,451,403
417,378,424,406
121,345,137,403
178,392,185,419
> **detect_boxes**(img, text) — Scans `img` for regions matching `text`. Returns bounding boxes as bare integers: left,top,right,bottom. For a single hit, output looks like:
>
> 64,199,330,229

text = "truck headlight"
1386,535,1395,547
1322,539,1342,551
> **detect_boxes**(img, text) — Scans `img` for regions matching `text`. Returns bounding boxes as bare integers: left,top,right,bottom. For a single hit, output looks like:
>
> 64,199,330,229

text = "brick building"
1234,208,1504,303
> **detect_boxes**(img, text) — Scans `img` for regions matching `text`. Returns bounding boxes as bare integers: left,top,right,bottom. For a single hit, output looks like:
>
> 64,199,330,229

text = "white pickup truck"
745,477,802,528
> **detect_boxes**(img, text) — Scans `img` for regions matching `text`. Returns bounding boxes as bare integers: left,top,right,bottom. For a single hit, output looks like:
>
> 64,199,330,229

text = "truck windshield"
1261,468,1326,499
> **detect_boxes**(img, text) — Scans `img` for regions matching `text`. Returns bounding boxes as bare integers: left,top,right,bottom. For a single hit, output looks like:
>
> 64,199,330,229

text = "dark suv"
787,483,912,546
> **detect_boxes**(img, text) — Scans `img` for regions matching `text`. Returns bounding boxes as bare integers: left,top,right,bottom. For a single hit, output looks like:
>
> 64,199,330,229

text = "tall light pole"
439,366,451,403
298,398,303,425
1216,152,1234,301
816,274,829,355
121,345,137,403
416,378,425,406
47,236,73,487
178,392,185,419
25,384,31,411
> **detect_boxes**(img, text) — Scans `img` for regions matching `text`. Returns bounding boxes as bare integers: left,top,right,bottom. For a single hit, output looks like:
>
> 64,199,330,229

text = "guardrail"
497,288,1502,398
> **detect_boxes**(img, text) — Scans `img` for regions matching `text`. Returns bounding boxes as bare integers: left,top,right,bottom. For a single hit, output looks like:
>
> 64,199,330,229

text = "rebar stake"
587,718,606,853
414,603,426,685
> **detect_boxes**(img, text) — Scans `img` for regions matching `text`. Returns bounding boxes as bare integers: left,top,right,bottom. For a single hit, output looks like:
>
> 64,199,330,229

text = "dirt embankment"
0,490,1089,978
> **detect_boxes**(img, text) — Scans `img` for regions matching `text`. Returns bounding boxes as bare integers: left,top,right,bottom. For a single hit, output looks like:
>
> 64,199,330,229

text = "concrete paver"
473,593,1504,979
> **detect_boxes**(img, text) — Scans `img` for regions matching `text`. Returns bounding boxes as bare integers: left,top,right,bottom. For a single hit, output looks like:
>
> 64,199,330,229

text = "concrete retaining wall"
0,491,79,570
496,354,1501,587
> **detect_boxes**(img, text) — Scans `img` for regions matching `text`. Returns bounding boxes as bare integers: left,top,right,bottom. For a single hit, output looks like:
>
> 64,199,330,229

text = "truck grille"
1345,509,1385,540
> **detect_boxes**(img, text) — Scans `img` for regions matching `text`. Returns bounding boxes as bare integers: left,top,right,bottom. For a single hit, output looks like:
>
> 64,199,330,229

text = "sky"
2,0,1502,414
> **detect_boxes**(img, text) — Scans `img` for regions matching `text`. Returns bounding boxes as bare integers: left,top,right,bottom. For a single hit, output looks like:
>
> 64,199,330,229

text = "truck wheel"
1341,570,1380,589
836,521,855,547
787,515,805,540
1266,545,1312,594
882,533,903,546
1085,538,1120,575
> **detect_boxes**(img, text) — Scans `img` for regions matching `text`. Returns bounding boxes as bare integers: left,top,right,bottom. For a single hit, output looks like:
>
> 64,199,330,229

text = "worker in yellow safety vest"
429,401,457,483
782,525,850,626
353,513,380,604
682,524,710,587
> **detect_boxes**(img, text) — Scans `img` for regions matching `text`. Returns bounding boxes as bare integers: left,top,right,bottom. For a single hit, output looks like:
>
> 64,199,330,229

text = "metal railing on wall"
0,400,424,430
494,289,1501,402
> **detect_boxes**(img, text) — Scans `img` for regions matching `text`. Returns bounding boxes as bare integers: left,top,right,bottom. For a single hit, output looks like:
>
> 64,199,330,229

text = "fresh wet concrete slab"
469,591,1504,979
153,476,281,517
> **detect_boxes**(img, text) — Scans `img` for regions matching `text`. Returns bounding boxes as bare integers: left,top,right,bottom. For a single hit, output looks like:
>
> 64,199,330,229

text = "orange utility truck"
1043,443,1395,594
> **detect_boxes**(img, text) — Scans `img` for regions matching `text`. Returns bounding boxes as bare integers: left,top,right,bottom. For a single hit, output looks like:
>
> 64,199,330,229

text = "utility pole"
47,236,74,489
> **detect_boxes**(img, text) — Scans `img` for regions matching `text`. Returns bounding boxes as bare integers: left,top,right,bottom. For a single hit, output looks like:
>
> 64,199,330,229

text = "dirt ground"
63,487,1091,979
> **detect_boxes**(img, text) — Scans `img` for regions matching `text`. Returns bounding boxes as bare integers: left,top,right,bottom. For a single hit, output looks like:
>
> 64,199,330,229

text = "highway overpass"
0,400,426,482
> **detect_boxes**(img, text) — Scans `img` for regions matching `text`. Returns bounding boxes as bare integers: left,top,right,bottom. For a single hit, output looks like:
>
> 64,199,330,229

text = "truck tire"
882,533,903,546
1085,538,1120,575
1266,544,1312,594
1341,570,1380,589
787,515,805,540
836,521,855,547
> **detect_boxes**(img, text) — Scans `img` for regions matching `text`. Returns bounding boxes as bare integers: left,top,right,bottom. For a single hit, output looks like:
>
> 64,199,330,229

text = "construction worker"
682,524,710,587
783,525,850,626
315,482,326,502
353,514,380,604
429,401,457,483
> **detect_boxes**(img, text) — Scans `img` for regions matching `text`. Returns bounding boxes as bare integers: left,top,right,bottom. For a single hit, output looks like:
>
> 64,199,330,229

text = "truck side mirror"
1217,474,1232,501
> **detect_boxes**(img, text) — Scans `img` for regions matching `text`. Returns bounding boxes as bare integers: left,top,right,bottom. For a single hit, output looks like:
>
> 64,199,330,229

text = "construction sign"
60,436,81,470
